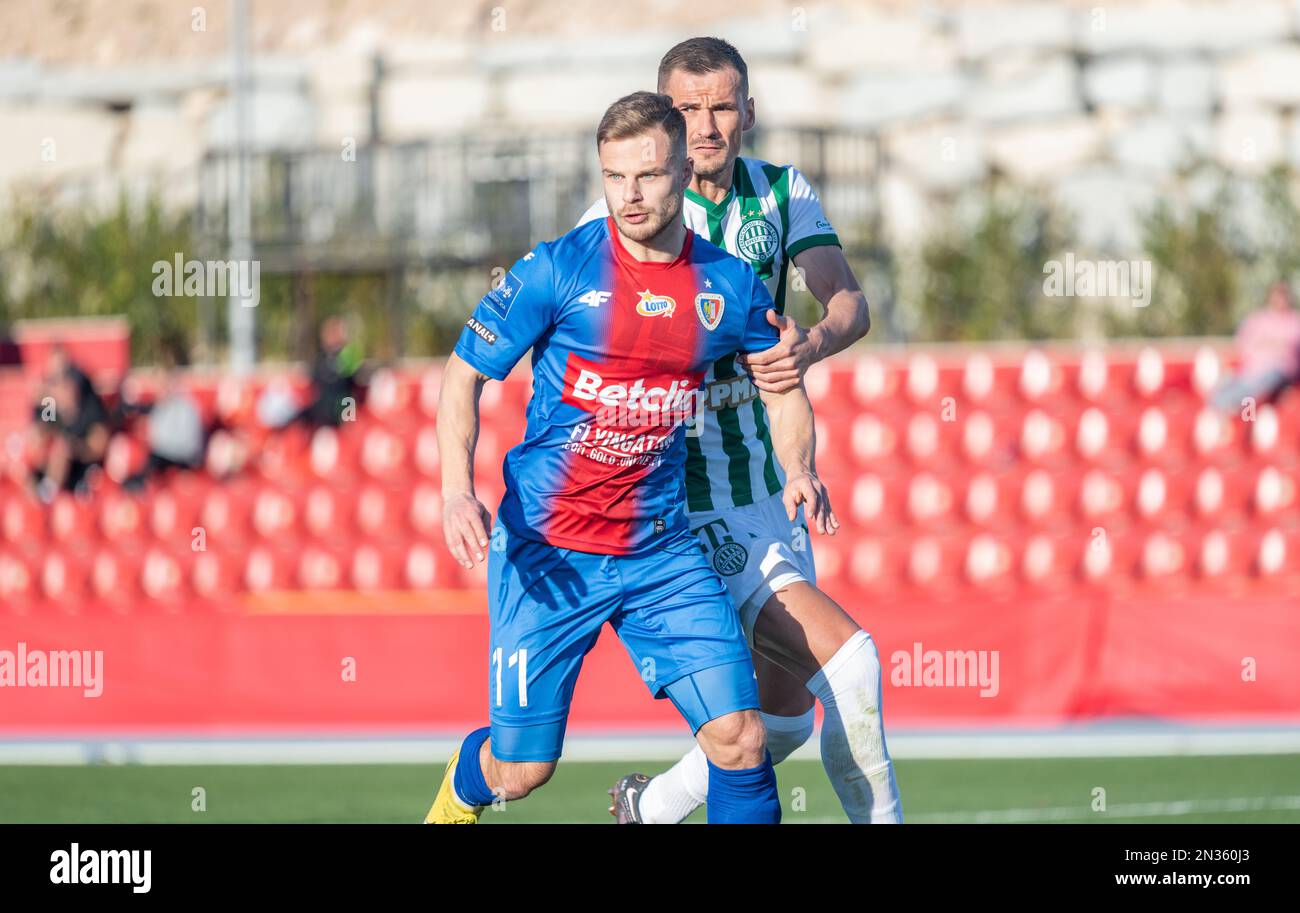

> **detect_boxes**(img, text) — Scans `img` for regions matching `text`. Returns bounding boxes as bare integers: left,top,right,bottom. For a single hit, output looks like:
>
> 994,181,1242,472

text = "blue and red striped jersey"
454,215,779,555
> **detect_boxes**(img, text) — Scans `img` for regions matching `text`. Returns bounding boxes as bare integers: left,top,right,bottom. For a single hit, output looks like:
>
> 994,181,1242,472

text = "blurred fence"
193,127,885,272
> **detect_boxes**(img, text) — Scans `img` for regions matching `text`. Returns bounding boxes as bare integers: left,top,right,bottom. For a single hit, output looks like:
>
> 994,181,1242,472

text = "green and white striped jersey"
578,156,840,512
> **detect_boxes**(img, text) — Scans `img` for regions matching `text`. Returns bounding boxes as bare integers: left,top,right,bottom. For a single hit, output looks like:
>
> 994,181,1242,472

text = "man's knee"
697,709,767,770
487,757,557,800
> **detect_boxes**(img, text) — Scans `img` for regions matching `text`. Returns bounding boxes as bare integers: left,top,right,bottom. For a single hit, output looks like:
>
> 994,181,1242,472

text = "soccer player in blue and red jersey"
424,92,836,824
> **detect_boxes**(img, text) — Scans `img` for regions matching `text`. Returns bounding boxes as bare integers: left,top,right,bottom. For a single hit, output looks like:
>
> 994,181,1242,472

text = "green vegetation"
4,164,1300,363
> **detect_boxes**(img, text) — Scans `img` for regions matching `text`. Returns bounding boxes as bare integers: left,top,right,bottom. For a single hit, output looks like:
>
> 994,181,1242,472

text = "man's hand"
782,470,839,536
444,491,492,569
737,310,817,394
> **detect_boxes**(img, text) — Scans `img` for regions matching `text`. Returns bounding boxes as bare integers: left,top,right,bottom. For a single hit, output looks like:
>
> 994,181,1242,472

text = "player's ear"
743,97,755,132
680,154,694,187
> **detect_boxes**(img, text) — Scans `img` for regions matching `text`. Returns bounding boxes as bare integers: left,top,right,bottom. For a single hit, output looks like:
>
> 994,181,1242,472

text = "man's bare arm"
739,245,871,393
437,352,493,568
756,366,838,536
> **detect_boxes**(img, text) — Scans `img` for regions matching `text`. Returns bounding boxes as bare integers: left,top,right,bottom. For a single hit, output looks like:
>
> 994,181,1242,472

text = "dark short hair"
596,91,687,165
656,36,749,99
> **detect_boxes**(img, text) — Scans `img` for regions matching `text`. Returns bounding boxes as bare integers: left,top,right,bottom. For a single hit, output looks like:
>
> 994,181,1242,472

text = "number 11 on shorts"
492,647,528,708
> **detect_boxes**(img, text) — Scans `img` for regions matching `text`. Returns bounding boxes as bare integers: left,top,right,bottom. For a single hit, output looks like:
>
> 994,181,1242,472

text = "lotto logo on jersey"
635,289,676,318
695,292,725,331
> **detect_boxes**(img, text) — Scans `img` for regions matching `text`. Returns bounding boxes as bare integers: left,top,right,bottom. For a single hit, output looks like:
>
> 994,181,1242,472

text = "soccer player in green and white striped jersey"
581,37,902,824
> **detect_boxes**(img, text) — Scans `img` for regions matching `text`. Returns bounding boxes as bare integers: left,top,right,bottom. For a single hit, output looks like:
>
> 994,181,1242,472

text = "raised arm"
438,352,493,569
740,245,870,394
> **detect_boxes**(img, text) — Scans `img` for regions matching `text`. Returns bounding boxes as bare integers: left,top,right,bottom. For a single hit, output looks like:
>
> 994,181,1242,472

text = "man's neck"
689,159,737,205
615,215,687,263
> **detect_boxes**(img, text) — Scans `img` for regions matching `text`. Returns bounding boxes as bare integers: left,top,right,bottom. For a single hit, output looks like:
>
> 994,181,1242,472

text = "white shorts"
688,491,818,645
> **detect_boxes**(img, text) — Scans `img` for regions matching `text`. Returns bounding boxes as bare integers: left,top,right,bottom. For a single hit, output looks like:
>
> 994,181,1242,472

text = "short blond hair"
596,91,686,165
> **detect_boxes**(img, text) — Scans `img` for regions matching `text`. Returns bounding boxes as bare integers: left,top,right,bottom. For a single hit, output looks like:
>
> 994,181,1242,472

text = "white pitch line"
2,728,1300,765
789,795,1300,824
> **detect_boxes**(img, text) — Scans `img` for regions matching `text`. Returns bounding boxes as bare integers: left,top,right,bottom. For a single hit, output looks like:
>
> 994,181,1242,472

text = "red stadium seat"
139,547,186,608
97,490,145,547
849,413,898,467
91,549,141,610
905,471,955,527
0,551,37,613
413,425,440,478
251,486,298,542
1132,346,1166,398
1018,350,1062,403
903,353,940,405
1190,406,1240,463
1018,409,1067,465
1252,465,1298,518
851,356,899,409
349,543,405,591
2,496,45,545
358,429,408,483
297,545,346,590
417,366,443,419
366,368,412,426
39,549,90,611
1191,345,1224,401
960,353,996,405
1074,349,1110,403
49,494,94,545
409,483,443,538
963,533,1015,588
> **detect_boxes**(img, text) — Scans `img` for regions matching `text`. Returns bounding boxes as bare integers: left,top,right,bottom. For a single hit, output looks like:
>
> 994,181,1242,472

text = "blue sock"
451,726,496,808
706,751,782,824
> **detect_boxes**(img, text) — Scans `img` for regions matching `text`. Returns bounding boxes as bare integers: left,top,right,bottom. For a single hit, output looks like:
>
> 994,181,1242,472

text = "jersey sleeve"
575,197,609,229
453,245,556,381
783,166,841,261
739,265,781,354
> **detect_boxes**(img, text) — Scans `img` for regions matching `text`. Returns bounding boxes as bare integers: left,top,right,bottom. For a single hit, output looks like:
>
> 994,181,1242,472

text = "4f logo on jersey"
578,290,611,308
694,292,725,331
635,289,676,318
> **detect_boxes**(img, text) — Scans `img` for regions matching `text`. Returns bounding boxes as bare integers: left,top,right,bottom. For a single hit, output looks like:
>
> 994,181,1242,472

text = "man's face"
1268,284,1294,311
660,67,754,182
599,127,691,244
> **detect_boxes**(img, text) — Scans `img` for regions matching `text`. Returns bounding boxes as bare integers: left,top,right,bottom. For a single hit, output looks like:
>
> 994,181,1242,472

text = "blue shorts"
486,523,759,762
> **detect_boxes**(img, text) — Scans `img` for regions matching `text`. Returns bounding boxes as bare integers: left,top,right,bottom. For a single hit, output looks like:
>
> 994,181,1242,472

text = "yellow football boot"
424,749,484,824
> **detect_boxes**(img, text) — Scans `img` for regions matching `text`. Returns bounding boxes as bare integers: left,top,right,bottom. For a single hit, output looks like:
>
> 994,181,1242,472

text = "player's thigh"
487,526,619,763
751,581,862,683
753,648,815,716
613,533,758,731
691,494,818,645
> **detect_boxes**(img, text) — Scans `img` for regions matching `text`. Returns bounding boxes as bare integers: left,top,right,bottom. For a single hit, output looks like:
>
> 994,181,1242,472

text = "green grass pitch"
1,755,1297,823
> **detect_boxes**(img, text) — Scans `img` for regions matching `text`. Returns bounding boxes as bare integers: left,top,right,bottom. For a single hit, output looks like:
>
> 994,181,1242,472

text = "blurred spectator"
1211,282,1300,413
299,316,364,427
123,352,207,491
29,346,111,500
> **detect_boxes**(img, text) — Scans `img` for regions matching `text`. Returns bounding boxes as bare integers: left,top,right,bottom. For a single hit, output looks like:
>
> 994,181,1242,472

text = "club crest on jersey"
694,292,725,331
737,212,778,264
635,289,676,318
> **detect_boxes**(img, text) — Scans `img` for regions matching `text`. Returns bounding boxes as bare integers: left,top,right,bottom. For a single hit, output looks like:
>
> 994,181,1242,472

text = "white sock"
807,630,903,824
638,708,815,824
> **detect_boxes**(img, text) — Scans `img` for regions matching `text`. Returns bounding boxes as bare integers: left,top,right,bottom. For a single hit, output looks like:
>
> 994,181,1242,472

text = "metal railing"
194,127,885,272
